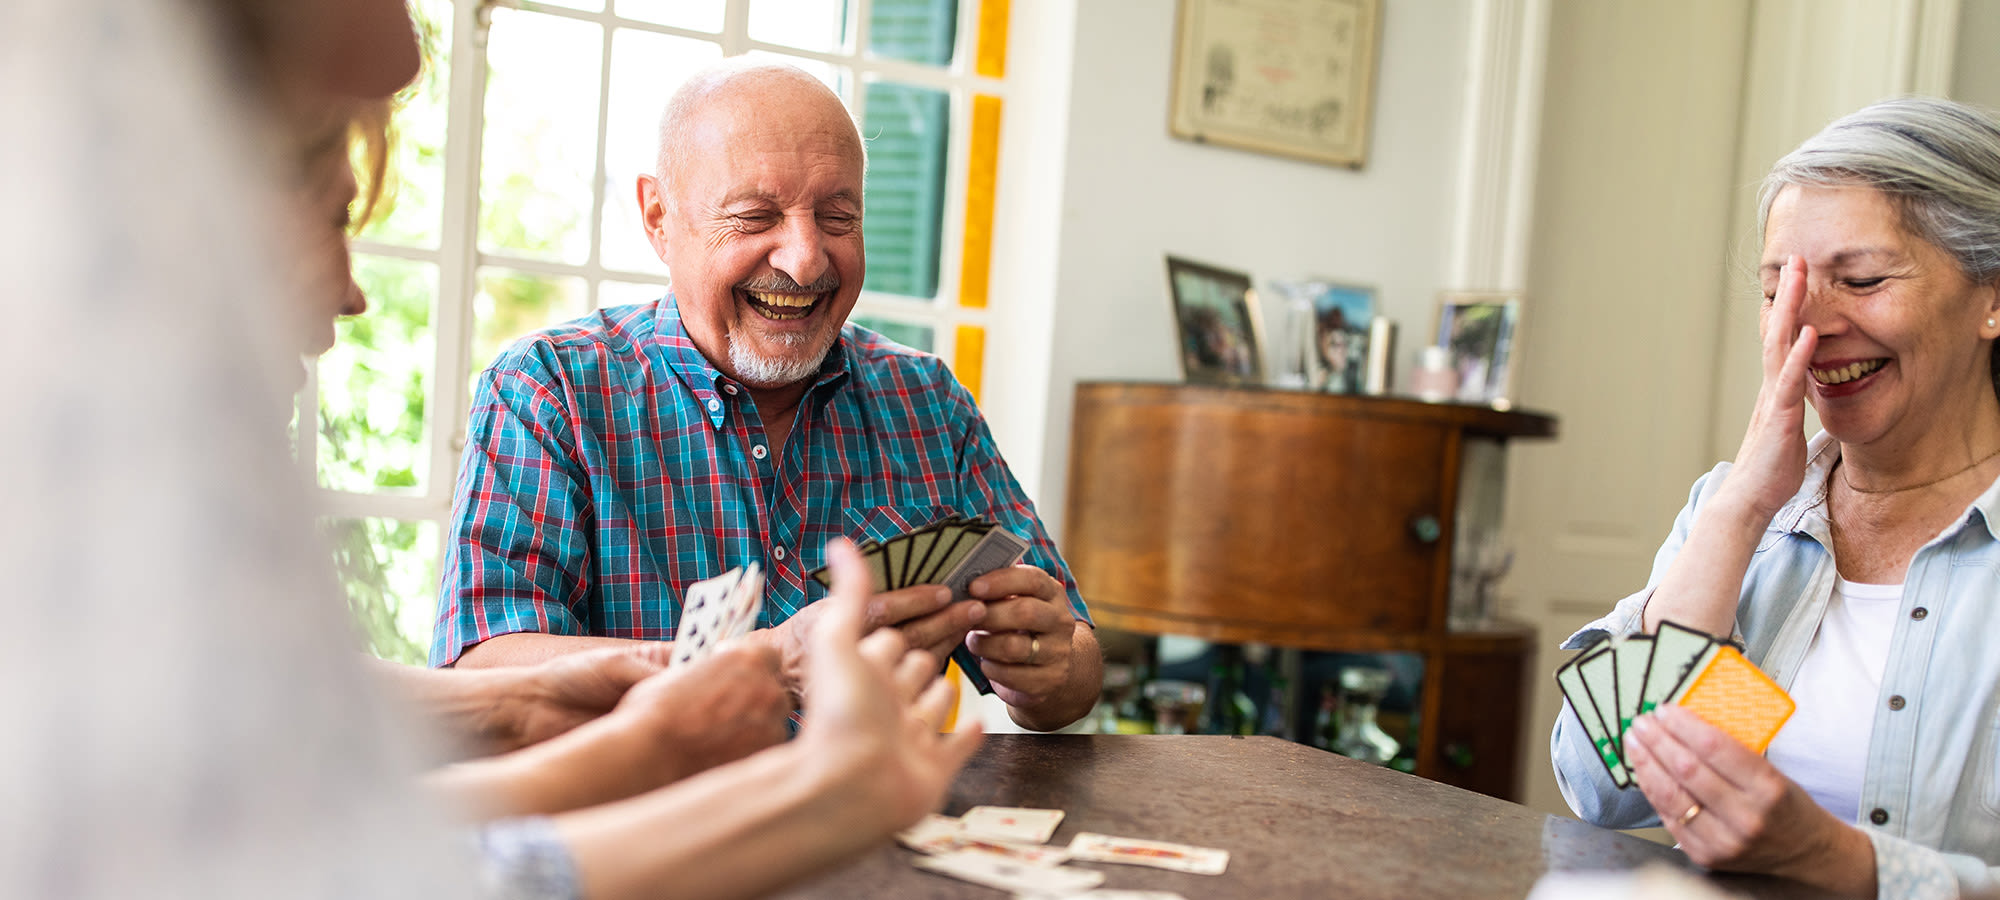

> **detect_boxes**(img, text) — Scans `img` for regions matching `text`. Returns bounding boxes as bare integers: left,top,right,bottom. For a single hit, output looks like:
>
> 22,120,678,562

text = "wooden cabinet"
1063,381,1557,800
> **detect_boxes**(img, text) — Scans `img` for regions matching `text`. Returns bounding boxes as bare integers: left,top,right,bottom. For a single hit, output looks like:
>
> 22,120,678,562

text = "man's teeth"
1813,359,1886,385
745,289,818,320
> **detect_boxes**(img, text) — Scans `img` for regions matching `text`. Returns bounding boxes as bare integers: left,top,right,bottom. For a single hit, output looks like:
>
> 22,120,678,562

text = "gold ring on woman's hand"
1677,803,1703,826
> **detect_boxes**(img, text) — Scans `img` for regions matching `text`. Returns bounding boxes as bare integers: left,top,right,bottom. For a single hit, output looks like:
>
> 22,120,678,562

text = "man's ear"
637,174,672,261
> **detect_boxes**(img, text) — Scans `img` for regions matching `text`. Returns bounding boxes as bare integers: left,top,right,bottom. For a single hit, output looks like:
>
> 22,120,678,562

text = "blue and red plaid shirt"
430,297,1089,666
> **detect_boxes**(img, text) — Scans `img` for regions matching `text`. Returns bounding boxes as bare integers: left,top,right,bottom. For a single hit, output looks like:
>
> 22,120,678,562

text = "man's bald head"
653,61,866,210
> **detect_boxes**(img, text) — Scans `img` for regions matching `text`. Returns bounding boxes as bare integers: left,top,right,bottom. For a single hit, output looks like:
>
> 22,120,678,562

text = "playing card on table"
1555,652,1629,787
1066,833,1229,875
912,850,1105,896
671,563,763,667
896,814,1071,866
960,806,1065,844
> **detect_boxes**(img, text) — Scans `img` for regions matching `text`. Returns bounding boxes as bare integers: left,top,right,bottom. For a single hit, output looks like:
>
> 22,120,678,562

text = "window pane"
326,517,440,665
480,9,602,265
535,0,605,12
599,279,670,310
600,29,724,276
472,268,591,380
317,254,435,493
868,0,958,67
617,0,724,31
860,81,950,299
750,0,850,54
357,0,452,247
850,315,934,352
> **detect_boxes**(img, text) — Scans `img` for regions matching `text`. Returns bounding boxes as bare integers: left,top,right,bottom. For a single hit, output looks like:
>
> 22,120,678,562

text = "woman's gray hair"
1759,96,2000,396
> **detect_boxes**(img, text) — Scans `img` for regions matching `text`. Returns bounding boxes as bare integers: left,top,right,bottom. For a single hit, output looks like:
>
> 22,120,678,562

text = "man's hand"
963,565,1103,731
762,582,986,698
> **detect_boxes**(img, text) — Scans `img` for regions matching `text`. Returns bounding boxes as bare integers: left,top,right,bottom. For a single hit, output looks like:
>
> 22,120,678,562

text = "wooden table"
782,735,1836,899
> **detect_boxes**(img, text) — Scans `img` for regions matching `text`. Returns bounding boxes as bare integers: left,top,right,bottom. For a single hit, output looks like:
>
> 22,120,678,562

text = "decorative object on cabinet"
1168,0,1382,168
1435,291,1523,408
1064,381,1558,800
1165,255,1262,385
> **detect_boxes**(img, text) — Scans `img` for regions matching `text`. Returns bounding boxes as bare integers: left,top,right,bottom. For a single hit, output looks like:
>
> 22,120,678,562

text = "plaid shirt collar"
650,294,853,427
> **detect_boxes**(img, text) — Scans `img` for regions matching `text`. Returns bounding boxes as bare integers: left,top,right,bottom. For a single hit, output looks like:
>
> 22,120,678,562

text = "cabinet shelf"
1063,381,1557,799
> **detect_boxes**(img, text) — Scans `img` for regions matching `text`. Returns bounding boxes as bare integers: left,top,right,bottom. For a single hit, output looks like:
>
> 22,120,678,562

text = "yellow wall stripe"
958,94,1002,310
952,325,986,403
975,0,1010,78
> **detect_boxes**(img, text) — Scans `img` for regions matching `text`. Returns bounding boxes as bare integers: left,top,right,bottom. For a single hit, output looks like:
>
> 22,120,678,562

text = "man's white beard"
728,328,834,387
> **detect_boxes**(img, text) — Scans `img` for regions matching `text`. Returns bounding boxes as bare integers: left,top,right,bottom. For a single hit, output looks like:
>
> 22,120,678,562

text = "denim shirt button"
1888,695,1906,711
1910,607,1928,620
1870,808,1890,825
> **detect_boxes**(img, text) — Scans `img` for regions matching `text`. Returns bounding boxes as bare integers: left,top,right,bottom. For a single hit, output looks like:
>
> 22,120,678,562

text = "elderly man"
434,61,1101,731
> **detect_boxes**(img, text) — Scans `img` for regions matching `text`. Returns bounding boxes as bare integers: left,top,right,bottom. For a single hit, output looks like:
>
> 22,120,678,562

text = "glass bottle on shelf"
1331,666,1400,766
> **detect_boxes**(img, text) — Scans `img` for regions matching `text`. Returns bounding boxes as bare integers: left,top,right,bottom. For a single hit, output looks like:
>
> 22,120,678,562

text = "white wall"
1032,0,1476,542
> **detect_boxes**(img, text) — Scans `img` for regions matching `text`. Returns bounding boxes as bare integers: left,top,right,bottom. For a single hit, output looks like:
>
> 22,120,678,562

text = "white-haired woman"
1553,97,2000,900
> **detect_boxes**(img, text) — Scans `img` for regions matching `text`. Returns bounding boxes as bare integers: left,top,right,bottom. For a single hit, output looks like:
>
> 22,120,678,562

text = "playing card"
1612,634,1654,743
1555,654,1629,788
960,806,1065,844
1028,893,1191,900
903,524,942,587
942,527,1030,602
1642,621,1718,720
884,534,912,590
912,850,1104,896
672,563,763,667
896,814,1072,865
1065,833,1229,875
1576,646,1624,763
1671,645,1795,753
911,521,967,585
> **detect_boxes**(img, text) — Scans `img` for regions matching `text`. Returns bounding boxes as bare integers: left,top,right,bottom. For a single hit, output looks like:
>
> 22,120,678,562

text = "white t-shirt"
1763,577,1903,824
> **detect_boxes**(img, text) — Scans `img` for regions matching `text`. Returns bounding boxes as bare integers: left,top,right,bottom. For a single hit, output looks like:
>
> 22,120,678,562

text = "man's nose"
768,215,830,288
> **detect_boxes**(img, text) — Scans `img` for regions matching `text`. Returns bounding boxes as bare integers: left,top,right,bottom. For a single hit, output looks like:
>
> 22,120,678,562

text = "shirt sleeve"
1867,828,1995,900
432,343,595,667
936,365,1090,625
1550,465,1726,827
475,817,581,900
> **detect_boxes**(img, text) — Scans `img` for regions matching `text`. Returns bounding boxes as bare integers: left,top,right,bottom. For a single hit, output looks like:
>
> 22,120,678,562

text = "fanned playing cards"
671,562,764,667
1554,620,1794,788
806,515,1031,695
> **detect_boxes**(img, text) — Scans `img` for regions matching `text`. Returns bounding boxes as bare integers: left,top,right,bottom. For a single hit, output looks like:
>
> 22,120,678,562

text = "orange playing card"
1673,646,1795,754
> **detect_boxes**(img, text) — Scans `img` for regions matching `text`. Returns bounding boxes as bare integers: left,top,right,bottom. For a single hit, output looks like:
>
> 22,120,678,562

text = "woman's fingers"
1762,255,1808,379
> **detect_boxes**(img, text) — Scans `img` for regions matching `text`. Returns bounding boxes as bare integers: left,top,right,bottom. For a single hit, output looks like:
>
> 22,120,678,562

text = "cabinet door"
1068,389,1450,641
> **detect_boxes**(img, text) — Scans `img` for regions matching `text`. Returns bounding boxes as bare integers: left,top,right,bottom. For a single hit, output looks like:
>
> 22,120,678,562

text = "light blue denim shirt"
1552,433,2000,900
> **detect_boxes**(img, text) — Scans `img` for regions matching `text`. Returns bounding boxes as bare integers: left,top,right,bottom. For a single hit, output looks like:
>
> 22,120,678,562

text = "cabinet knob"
1409,514,1442,544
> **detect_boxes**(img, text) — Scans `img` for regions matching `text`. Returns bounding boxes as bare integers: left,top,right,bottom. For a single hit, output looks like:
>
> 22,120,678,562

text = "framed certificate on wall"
1168,0,1383,168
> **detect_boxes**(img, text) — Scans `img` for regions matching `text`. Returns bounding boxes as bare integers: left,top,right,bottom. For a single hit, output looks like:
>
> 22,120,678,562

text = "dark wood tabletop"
781,734,1838,899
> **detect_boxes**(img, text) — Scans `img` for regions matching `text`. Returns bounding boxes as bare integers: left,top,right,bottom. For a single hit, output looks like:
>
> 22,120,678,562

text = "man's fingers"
975,596,1069,634
820,538,873,643
965,630,1036,664
867,585,954,628
893,648,937,702
968,565,1062,604
857,625,910,670
896,602,983,650
911,674,958,730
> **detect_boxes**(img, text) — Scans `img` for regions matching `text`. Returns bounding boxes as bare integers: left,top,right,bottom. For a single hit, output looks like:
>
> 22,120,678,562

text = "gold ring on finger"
1028,635,1041,665
1677,803,1702,826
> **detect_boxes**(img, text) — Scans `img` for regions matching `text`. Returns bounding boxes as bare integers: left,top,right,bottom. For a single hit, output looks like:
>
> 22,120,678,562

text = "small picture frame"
1435,292,1523,406
1166,256,1263,385
1308,281,1374,394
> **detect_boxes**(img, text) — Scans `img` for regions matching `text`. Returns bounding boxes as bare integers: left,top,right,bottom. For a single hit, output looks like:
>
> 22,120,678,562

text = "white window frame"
298,0,1015,617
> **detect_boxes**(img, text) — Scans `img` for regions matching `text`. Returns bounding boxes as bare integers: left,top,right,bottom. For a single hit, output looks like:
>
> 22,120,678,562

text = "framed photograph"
1435,292,1523,407
1168,0,1383,168
1307,281,1374,393
1166,256,1263,385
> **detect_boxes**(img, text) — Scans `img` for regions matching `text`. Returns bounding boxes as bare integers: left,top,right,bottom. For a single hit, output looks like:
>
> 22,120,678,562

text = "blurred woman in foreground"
0,2,976,898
